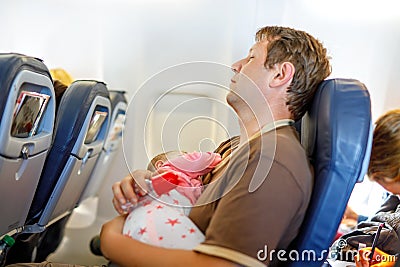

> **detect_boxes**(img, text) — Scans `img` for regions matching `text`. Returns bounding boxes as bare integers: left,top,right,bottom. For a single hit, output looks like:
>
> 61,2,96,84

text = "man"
103,26,331,267
5,25,330,267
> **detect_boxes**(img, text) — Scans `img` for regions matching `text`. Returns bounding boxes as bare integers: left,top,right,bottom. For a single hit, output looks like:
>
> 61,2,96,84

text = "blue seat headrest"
109,91,127,110
285,78,372,267
27,80,109,221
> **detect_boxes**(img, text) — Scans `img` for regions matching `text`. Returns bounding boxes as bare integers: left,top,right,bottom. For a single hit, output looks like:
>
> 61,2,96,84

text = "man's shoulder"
255,126,303,156
263,126,313,194
272,126,305,157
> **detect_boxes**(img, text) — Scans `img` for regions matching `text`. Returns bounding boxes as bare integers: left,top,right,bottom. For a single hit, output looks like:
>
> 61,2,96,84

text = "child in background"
336,109,400,267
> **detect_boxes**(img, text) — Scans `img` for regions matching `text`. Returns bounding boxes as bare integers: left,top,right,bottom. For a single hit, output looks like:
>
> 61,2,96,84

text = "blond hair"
50,68,74,86
147,151,184,172
368,109,400,183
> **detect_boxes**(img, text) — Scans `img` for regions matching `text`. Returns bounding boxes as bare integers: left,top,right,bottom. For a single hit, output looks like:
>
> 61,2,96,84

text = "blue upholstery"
109,91,127,114
0,53,55,237
284,79,372,267
79,90,127,201
26,80,110,228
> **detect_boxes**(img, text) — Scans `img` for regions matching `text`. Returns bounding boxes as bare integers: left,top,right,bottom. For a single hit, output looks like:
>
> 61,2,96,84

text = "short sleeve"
194,153,307,266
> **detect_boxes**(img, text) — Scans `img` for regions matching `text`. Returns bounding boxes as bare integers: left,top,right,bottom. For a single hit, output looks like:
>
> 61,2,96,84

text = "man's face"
227,41,274,109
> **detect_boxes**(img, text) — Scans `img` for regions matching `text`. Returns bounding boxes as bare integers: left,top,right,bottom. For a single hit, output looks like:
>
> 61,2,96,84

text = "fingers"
371,262,396,267
111,178,129,203
343,205,359,221
112,195,125,215
356,247,396,267
111,171,153,214
370,248,396,267
121,175,140,202
112,175,137,214
355,260,368,267
356,248,371,267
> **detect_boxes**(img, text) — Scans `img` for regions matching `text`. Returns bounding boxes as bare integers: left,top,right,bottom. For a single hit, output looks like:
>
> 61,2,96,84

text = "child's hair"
368,109,400,183
50,68,74,86
147,151,184,172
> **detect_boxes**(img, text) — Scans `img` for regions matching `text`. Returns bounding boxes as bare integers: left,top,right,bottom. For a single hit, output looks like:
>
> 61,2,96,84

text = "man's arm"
100,215,240,267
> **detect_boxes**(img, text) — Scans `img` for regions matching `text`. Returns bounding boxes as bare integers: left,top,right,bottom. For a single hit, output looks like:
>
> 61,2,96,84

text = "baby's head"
147,151,184,172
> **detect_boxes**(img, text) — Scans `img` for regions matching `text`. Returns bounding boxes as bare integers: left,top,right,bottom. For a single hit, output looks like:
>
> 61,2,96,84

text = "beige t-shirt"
189,126,313,266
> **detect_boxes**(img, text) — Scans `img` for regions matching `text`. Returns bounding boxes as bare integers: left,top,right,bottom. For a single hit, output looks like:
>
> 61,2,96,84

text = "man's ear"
155,160,164,169
269,62,295,88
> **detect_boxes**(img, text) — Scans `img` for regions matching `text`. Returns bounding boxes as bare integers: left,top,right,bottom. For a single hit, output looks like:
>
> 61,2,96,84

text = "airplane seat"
66,91,127,229
0,53,55,238
24,80,111,232
79,90,127,202
4,80,112,265
283,78,373,267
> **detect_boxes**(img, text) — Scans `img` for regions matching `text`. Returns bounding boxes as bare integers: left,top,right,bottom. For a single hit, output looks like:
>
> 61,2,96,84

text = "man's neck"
237,113,292,145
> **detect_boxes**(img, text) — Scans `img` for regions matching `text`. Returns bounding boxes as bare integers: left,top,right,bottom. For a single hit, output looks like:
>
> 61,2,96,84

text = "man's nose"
231,60,242,73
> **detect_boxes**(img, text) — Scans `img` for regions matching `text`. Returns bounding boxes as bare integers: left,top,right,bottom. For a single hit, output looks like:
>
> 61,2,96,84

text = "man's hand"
112,170,152,214
355,247,396,267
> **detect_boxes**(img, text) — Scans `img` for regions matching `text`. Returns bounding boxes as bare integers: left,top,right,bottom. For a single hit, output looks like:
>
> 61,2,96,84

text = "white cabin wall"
253,0,400,120
2,0,399,133
0,1,105,80
95,0,264,219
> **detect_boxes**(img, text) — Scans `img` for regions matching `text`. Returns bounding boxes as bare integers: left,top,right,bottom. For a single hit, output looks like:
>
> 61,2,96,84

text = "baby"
121,151,221,250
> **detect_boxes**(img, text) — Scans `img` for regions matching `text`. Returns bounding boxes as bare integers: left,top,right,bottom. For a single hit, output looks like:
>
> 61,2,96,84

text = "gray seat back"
0,53,55,237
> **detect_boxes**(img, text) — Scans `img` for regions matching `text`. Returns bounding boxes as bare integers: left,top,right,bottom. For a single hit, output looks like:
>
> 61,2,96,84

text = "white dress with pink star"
122,152,221,250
